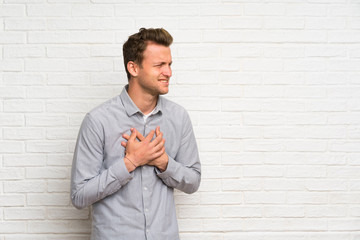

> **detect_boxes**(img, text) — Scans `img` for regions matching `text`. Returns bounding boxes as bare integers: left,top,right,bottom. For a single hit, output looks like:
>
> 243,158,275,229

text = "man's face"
136,42,172,96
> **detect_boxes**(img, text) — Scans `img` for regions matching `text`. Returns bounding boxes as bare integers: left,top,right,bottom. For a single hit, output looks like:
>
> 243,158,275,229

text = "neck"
127,82,158,115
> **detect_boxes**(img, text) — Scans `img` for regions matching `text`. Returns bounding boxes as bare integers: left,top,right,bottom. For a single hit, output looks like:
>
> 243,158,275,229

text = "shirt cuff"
156,156,181,182
110,157,134,185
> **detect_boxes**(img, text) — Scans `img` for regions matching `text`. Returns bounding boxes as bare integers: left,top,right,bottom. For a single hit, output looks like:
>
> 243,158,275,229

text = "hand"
121,128,165,167
147,127,169,172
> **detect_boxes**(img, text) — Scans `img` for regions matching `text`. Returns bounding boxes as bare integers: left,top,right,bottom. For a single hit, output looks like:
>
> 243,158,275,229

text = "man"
70,28,201,240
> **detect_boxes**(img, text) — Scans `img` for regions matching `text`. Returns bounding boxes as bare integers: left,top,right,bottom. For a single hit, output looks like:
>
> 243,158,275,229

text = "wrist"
125,155,138,168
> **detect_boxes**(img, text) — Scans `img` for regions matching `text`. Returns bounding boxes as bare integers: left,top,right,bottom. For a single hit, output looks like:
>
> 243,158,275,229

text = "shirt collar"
120,85,163,117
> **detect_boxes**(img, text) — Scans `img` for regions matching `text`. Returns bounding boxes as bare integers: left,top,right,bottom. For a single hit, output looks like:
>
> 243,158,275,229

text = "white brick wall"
1,0,359,239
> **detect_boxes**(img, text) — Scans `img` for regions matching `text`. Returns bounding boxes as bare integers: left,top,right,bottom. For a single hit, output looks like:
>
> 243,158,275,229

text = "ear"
127,61,140,78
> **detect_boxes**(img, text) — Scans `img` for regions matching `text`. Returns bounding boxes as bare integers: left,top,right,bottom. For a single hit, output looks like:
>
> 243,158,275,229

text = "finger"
129,128,137,141
155,126,160,136
122,133,130,140
136,131,145,141
153,138,165,153
121,141,127,148
150,131,163,147
144,130,155,143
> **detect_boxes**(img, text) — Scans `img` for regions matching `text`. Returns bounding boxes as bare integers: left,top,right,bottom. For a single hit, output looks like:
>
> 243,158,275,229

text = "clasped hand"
121,126,168,172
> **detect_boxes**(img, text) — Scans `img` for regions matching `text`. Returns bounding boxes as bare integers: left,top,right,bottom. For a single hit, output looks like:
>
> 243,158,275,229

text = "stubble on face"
136,42,172,97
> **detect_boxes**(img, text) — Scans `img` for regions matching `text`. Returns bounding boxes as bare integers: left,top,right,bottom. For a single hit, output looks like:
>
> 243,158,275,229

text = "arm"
70,114,133,209
156,112,201,194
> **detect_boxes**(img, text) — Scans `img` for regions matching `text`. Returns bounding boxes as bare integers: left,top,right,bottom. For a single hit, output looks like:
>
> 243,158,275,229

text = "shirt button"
144,187,148,191
146,229,149,233
145,208,149,212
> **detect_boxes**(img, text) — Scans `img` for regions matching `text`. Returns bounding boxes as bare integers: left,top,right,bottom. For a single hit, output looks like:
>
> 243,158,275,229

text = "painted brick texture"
1,1,360,239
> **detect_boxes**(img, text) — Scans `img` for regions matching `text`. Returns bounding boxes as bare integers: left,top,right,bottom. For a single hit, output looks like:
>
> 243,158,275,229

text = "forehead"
143,42,172,62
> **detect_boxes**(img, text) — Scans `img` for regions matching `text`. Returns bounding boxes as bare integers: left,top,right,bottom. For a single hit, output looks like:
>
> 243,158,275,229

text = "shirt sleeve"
70,114,133,209
156,111,201,194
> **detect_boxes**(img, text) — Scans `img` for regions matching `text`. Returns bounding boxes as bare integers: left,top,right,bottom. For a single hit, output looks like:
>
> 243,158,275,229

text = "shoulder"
86,95,122,124
160,96,192,125
160,96,188,116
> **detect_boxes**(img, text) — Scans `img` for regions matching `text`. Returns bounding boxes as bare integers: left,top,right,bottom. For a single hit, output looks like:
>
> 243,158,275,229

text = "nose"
163,65,172,78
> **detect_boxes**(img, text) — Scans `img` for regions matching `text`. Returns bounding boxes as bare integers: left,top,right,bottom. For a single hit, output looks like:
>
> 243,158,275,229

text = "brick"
328,167,360,178
47,73,89,85
3,128,44,140
222,179,262,191
263,127,305,139
71,4,114,16
47,19,89,30
47,46,90,58
27,4,71,17
27,87,68,99
222,99,261,112
244,86,284,97
199,4,244,16
3,154,46,167
243,166,283,177
0,195,25,207
0,168,24,180
244,218,327,231
286,3,327,16
26,114,68,127
0,113,23,127
4,180,46,193
264,17,304,29
306,205,347,217
285,140,327,152
0,222,27,233
0,5,25,17
178,205,220,219
47,180,70,192
222,206,262,218
47,154,73,166
177,72,218,85
25,59,67,72
0,60,24,71
221,126,262,139
47,207,89,220
203,218,244,231
263,46,304,58
244,140,283,152
198,179,221,192
308,100,347,112
202,166,241,179
5,19,46,30
287,192,327,204
221,17,262,29
26,142,69,153
46,128,78,140
286,166,326,178
200,192,243,204
28,220,91,233
68,59,113,72
244,3,285,16
306,17,346,29
0,32,25,44
264,206,304,217
3,73,45,85
243,113,286,126
0,142,24,154
46,100,92,113
4,46,45,58
90,18,134,30
4,100,44,113
179,17,219,29
4,208,45,220
178,219,203,232
0,87,25,99
27,194,69,206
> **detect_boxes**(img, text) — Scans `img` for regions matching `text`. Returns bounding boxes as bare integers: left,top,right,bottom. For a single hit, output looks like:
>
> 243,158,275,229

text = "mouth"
159,79,169,83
